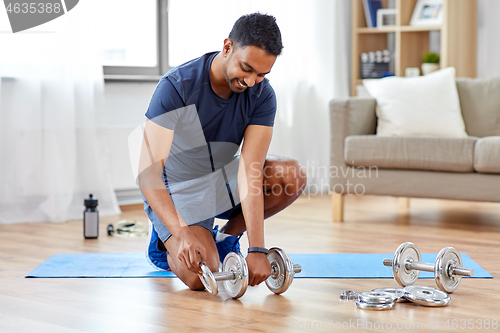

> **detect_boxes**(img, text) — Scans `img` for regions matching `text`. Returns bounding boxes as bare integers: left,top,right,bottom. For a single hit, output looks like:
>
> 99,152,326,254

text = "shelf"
399,25,442,32
356,77,394,85
357,27,397,34
351,0,477,96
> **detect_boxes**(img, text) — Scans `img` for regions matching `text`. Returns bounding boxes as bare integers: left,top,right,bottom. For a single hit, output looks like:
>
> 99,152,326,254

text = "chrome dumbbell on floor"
383,242,474,292
199,247,301,298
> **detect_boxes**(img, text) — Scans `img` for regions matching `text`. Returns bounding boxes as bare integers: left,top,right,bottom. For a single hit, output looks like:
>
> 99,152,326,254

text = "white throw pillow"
363,67,468,137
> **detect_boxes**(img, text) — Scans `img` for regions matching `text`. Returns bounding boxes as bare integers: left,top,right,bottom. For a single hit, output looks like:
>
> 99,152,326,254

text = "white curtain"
0,0,121,223
169,0,351,193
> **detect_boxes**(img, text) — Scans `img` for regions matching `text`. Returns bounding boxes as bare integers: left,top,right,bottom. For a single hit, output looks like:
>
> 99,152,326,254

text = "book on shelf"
362,0,382,28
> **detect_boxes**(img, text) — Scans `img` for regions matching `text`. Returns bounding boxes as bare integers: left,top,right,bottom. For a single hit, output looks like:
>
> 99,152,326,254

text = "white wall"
104,82,157,204
477,0,500,77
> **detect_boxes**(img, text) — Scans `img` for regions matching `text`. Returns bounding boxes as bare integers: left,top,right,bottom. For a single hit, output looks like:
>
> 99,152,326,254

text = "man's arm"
138,119,206,273
238,124,273,286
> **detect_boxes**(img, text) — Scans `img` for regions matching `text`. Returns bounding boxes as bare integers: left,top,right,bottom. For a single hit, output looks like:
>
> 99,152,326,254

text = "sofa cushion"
456,77,500,137
474,137,500,174
344,135,477,172
363,67,468,138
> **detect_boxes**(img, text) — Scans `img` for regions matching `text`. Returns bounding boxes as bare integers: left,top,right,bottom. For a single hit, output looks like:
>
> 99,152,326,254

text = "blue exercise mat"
25,253,492,279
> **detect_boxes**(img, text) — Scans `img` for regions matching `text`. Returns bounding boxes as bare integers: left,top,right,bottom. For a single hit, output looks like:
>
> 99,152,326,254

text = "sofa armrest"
329,97,377,191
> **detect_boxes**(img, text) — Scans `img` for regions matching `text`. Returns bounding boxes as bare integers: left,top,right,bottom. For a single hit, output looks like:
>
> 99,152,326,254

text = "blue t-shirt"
145,52,277,183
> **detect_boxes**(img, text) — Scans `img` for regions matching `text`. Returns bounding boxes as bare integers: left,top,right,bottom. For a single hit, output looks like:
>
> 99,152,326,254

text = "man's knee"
275,159,307,197
184,273,206,291
181,251,219,291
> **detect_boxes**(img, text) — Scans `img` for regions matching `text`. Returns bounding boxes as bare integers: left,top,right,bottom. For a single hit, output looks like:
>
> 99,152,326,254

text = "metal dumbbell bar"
199,247,301,298
383,242,474,293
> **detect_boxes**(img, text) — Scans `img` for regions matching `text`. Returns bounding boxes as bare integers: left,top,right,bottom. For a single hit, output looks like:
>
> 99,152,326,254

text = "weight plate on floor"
266,247,295,294
371,288,409,302
403,285,451,307
434,247,462,293
392,242,421,287
357,291,395,304
355,300,395,310
339,290,357,300
199,263,218,295
222,252,248,299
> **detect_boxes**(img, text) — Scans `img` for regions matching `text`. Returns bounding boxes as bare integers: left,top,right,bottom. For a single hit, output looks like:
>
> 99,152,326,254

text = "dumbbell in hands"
383,242,474,292
199,252,249,298
199,247,301,298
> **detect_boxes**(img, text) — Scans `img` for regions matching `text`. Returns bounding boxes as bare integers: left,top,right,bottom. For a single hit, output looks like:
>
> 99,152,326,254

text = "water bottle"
84,194,99,239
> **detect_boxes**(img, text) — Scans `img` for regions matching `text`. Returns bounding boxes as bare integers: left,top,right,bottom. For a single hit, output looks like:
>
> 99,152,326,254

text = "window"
98,0,251,81
167,1,234,67
98,0,168,81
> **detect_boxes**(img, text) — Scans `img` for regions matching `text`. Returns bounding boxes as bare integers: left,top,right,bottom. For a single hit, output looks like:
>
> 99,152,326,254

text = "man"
139,13,306,291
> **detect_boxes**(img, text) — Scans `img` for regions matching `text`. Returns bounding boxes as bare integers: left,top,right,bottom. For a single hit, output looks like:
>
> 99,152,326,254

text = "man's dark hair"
228,13,283,56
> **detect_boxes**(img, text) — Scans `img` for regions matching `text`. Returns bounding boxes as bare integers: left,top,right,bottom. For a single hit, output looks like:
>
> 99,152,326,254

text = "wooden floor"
1,194,499,332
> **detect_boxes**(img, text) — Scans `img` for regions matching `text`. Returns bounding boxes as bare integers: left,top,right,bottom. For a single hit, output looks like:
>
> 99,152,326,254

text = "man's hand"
176,228,206,275
246,252,271,286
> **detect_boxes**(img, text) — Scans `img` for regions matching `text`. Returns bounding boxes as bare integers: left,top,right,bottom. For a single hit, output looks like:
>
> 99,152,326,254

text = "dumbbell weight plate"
372,288,409,303
222,252,248,298
199,263,218,295
266,247,294,294
357,291,395,304
434,247,463,293
355,300,395,310
339,290,357,300
404,285,451,307
392,242,421,287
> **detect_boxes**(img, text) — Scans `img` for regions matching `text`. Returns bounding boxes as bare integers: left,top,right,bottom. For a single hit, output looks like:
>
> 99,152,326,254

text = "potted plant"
421,52,440,75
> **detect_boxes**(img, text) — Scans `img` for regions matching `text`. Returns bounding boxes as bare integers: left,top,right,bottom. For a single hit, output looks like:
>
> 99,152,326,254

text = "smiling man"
140,13,306,291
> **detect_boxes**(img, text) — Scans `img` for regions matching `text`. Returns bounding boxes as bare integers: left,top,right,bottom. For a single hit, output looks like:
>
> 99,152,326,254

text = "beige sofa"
329,77,500,221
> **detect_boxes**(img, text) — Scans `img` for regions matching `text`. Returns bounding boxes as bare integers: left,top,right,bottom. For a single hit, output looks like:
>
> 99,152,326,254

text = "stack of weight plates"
355,291,396,310
352,286,451,310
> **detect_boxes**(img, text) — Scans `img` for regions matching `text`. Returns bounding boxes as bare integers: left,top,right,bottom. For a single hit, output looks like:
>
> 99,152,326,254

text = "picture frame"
410,0,443,26
377,8,397,28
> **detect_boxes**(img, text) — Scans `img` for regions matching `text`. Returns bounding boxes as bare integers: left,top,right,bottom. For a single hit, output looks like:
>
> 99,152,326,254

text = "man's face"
222,41,277,93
